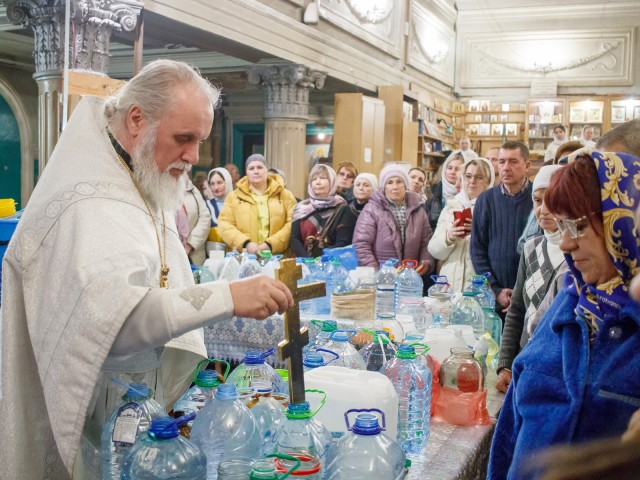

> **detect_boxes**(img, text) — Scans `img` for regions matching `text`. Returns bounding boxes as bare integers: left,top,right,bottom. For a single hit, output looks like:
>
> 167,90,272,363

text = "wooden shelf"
467,109,526,114
419,133,442,142
421,152,445,157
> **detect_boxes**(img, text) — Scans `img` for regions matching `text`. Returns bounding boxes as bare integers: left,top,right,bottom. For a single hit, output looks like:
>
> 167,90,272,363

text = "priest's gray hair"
105,59,220,133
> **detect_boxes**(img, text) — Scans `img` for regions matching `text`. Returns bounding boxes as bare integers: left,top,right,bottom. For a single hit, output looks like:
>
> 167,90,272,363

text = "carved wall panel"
459,28,634,88
407,0,455,87
319,0,404,58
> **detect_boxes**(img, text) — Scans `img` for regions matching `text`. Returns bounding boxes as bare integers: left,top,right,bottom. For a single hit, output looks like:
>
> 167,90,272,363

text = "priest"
0,59,293,479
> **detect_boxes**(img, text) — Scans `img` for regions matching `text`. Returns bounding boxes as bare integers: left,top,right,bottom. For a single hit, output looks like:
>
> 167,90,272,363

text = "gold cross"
276,258,326,404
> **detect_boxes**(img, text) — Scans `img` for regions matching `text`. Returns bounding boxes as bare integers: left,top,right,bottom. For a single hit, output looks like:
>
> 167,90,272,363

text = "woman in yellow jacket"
218,154,297,254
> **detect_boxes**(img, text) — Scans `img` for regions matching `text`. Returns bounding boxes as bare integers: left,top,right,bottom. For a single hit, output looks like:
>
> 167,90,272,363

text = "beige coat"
184,181,211,265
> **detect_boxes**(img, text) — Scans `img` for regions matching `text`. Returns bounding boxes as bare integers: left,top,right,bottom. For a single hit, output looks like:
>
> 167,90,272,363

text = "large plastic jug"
320,330,366,370
394,260,423,311
304,365,398,440
226,348,287,394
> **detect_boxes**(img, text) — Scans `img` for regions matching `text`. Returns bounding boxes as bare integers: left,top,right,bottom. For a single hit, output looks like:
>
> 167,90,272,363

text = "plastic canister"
304,366,398,440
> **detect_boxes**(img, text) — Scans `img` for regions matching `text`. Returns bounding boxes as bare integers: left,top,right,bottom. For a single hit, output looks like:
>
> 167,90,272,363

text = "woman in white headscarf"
424,153,464,231
428,158,494,291
291,164,356,257
206,167,232,227
349,172,378,218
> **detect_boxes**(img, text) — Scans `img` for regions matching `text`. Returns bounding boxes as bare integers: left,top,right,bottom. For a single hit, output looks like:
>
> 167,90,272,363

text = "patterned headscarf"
562,151,640,336
293,164,345,221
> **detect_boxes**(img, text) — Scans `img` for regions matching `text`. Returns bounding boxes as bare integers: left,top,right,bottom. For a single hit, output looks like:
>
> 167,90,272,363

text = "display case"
464,101,525,156
525,99,567,154
568,99,605,142
610,98,640,126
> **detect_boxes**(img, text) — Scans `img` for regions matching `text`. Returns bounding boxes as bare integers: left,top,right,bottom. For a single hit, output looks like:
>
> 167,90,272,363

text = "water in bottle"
239,253,262,278
394,260,423,311
302,258,320,314
260,250,282,279
226,348,287,394
220,252,241,281
325,258,348,315
304,320,338,353
359,330,397,372
466,273,495,309
121,413,207,479
102,382,165,480
450,292,485,337
173,359,230,425
303,348,340,372
190,383,262,480
193,264,216,284
320,330,366,370
244,381,286,454
427,275,450,297
313,255,331,314
375,258,398,319
325,409,406,480
380,344,432,455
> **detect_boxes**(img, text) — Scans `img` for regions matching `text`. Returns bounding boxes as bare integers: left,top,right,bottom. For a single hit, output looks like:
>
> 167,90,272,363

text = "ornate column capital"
247,64,327,120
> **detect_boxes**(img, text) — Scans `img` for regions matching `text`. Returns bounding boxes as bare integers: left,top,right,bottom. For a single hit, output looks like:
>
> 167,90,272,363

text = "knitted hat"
245,153,268,169
532,165,564,196
379,164,410,191
354,172,379,191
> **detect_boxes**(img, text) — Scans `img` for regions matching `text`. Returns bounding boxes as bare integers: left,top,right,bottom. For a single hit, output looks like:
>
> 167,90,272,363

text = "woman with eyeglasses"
495,165,568,394
427,158,494,292
488,152,640,480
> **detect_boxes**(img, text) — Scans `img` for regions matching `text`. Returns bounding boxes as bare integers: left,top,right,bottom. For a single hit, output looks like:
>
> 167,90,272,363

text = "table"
206,316,506,480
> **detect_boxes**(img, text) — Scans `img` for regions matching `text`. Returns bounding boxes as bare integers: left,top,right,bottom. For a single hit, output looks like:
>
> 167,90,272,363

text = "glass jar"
439,347,485,393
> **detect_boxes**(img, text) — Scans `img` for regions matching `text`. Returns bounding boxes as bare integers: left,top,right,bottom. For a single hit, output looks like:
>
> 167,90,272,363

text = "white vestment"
0,97,235,479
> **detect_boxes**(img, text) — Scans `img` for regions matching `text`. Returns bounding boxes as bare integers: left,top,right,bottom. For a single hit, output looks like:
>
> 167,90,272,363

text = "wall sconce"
437,118,454,135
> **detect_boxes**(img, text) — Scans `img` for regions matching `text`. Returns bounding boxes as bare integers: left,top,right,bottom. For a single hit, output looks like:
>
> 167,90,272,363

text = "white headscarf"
354,173,379,191
207,167,233,200
455,157,495,208
442,153,464,200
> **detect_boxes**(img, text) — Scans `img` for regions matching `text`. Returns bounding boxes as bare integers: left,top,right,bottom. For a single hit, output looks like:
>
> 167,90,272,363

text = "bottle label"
112,402,143,445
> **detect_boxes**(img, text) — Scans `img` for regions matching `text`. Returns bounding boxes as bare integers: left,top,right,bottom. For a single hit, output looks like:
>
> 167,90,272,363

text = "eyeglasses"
554,212,598,239
464,173,485,182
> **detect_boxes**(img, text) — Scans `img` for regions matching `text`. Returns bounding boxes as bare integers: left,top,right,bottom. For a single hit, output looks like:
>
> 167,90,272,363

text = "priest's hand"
229,275,294,319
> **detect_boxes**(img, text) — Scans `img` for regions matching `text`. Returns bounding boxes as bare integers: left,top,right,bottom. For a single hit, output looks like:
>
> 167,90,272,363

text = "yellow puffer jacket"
218,174,297,254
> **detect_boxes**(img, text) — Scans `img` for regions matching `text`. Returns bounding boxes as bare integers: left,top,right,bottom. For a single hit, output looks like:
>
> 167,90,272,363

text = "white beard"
130,127,189,212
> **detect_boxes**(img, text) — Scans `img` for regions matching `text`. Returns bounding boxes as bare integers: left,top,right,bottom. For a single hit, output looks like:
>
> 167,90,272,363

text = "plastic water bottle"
220,252,240,281
173,359,230,423
102,382,165,480
394,260,423,311
326,258,348,314
427,275,450,297
192,264,216,284
267,395,332,478
303,348,340,372
359,330,397,372
245,381,286,454
121,413,207,479
466,273,495,308
239,253,262,278
375,258,398,319
190,384,262,480
482,306,502,347
297,258,314,316
326,409,406,480
313,255,331,314
226,348,287,394
260,250,281,279
304,320,338,353
450,292,485,337
380,344,432,455
321,330,366,370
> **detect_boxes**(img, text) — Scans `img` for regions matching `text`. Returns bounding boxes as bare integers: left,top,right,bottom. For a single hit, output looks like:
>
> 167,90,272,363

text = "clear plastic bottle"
302,258,319,315
173,359,230,423
314,255,331,314
245,381,286,455
427,275,450,297
380,344,432,455
394,260,423,311
465,274,495,309
239,253,262,278
397,297,427,333
326,409,406,480
375,258,398,319
192,264,216,284
359,330,397,372
302,348,340,372
326,258,348,314
482,306,502,347
320,330,366,370
304,320,338,353
102,382,165,480
260,251,281,279
121,414,207,479
220,252,241,282
450,292,485,337
225,348,287,394
190,384,262,480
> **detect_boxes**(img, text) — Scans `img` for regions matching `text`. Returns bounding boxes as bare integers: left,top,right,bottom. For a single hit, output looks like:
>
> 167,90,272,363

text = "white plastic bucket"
304,365,398,440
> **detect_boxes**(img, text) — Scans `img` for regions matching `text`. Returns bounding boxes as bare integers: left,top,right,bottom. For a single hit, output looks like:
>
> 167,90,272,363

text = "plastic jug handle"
329,329,357,340
402,259,418,269
310,319,325,329
409,342,431,356
193,358,230,383
261,347,277,360
315,348,340,365
265,454,300,480
344,408,385,431
303,389,327,417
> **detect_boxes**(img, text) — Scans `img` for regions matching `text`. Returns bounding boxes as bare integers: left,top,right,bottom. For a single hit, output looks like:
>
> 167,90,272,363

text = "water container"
220,252,241,281
192,264,216,284
466,273,495,308
397,297,427,333
314,255,331,314
239,253,262,278
245,381,286,455
250,454,300,480
394,260,423,311
321,330,366,370
304,366,398,441
267,392,332,478
450,292,485,337
260,251,282,279
226,348,287,394
303,349,340,372
302,258,319,315
380,344,432,455
101,382,165,480
482,307,502,347
121,413,207,479
323,258,348,315
304,320,338,353
173,359,230,421
190,384,262,480
359,330,396,372
326,409,406,480
375,258,398,319
427,275,450,296
439,347,484,393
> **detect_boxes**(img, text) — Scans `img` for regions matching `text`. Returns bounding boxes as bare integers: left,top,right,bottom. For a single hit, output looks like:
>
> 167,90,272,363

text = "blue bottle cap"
149,416,180,440
244,349,267,364
303,353,324,369
215,383,239,400
351,413,383,435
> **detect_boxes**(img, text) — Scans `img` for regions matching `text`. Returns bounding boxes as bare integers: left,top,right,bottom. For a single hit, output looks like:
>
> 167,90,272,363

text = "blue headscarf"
562,151,640,336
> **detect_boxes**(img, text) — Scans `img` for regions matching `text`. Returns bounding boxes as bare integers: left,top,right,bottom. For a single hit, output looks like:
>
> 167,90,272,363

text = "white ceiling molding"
318,0,404,58
412,0,457,26
459,28,634,88
407,0,455,87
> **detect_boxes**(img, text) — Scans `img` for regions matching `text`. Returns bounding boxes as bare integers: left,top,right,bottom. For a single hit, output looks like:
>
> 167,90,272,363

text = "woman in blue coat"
488,151,640,479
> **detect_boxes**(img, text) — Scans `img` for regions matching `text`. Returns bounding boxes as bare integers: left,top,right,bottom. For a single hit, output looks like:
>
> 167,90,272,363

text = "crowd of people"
3,58,640,479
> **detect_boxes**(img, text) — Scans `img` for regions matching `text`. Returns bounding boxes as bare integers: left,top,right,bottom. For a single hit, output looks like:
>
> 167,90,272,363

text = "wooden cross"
275,258,326,404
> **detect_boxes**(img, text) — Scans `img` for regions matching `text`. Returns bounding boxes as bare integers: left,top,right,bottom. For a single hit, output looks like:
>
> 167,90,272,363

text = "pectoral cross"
275,258,326,404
